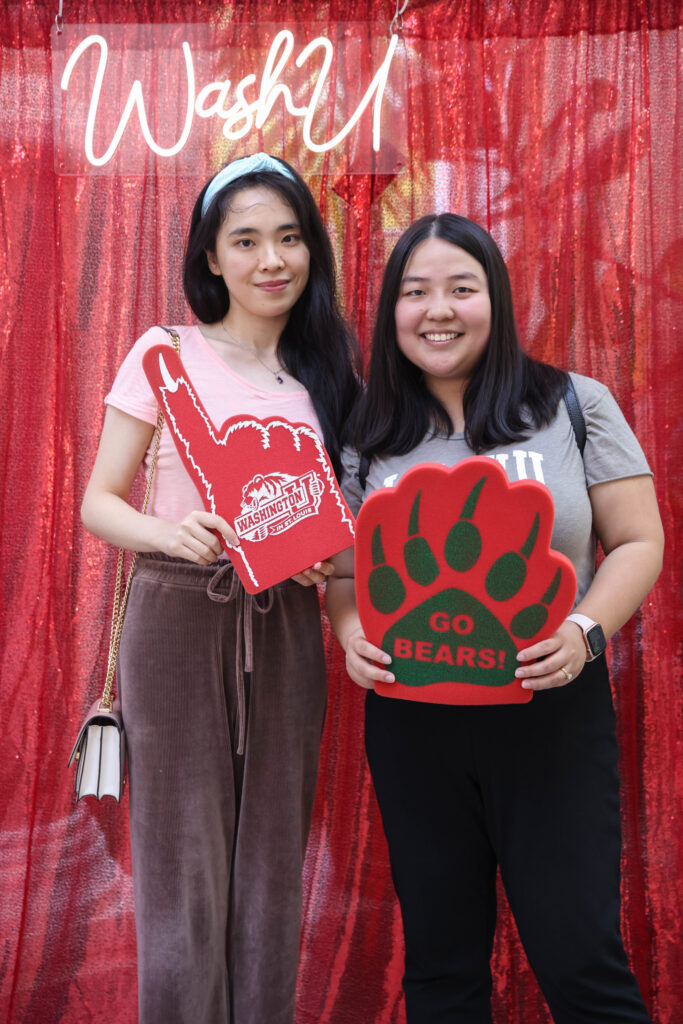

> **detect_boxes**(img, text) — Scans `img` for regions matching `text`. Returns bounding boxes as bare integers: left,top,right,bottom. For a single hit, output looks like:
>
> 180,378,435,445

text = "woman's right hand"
344,626,395,690
157,511,239,565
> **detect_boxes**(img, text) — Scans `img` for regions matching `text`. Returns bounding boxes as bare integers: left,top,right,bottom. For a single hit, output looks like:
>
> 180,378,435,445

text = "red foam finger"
143,344,355,593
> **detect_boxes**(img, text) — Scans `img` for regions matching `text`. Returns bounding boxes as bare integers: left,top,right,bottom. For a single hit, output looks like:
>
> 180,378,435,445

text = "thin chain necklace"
220,319,286,384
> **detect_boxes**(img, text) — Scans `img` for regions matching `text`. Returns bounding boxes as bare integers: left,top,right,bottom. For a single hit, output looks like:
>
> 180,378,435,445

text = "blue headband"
200,153,297,217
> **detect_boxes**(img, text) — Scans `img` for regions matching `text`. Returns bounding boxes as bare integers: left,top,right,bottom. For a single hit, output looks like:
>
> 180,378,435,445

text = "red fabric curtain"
1,2,681,1022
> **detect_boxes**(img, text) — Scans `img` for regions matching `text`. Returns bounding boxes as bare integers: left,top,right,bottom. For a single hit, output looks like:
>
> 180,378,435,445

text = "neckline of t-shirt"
189,324,308,399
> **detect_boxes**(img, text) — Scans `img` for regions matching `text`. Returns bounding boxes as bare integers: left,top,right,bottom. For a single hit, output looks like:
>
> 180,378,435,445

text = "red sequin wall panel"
1,3,681,1023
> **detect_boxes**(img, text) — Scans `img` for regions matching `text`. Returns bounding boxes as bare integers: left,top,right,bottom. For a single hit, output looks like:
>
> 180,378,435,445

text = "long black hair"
184,155,359,478
351,213,567,458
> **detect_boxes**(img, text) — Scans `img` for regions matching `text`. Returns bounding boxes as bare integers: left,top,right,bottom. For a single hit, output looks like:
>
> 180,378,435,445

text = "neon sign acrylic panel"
142,344,355,594
52,23,407,176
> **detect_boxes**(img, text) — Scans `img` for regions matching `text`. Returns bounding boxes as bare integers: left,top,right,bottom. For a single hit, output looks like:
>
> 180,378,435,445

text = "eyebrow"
402,271,481,283
227,222,300,237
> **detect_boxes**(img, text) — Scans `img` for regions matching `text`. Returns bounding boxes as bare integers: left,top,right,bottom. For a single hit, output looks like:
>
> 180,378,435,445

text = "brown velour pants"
118,555,327,1024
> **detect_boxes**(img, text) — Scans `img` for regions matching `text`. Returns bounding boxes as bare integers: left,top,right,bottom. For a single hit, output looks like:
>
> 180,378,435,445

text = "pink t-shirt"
105,325,324,524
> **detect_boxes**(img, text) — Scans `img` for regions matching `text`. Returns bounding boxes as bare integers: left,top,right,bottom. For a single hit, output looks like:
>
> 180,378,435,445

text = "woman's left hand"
290,560,335,587
514,619,587,690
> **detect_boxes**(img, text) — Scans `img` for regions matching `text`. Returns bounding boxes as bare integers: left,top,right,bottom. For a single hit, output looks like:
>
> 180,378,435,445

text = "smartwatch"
566,613,606,661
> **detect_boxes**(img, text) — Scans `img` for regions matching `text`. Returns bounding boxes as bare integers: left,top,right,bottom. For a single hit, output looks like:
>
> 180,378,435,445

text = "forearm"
325,572,394,688
579,474,664,638
81,486,172,553
325,575,362,649
81,406,164,551
573,539,663,639
83,394,236,564
516,475,664,690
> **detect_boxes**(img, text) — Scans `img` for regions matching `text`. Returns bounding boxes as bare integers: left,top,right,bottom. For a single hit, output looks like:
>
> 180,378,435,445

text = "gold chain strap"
98,328,180,712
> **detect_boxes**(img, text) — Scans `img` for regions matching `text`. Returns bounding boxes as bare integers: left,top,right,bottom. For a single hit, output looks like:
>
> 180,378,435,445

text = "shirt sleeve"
571,374,652,488
340,445,364,517
104,326,170,427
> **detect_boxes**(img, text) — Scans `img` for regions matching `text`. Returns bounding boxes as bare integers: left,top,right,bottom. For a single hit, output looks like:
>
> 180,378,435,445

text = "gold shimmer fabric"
0,2,680,1022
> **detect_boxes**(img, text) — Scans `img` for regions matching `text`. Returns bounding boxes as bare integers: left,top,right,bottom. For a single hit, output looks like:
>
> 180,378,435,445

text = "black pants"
365,659,650,1023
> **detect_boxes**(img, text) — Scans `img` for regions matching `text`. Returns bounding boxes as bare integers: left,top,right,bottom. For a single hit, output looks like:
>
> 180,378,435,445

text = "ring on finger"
560,666,573,682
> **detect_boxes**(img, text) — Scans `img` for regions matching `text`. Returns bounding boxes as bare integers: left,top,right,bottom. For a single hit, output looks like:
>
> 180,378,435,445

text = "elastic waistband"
134,554,233,590
133,554,297,594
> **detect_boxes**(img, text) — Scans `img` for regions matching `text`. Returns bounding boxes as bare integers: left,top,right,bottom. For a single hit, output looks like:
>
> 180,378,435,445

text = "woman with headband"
81,154,359,1024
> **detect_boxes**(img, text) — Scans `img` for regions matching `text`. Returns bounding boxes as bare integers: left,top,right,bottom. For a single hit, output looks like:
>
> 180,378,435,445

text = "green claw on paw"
510,567,562,638
444,476,486,571
404,491,439,585
368,524,406,614
486,513,540,601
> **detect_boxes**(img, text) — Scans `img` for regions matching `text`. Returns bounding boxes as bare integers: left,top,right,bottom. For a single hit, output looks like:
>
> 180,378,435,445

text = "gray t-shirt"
342,373,651,604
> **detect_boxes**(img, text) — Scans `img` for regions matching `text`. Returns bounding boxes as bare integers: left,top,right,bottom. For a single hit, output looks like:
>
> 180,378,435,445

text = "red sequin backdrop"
1,2,681,1022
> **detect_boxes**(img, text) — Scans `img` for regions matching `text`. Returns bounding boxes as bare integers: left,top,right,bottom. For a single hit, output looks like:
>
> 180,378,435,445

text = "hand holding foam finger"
291,561,335,586
159,510,237,564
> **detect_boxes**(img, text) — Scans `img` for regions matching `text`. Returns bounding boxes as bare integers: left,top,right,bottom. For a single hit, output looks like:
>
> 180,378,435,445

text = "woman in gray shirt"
326,214,663,1023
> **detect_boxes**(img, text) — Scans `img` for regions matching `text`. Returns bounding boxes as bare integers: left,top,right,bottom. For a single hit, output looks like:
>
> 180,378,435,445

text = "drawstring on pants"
206,562,274,755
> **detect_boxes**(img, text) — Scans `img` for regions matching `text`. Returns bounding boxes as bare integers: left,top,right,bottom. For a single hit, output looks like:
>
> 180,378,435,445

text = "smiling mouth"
256,279,290,291
422,331,463,342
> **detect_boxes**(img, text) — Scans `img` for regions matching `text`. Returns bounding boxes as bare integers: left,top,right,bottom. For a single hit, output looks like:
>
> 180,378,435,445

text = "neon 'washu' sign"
52,24,406,176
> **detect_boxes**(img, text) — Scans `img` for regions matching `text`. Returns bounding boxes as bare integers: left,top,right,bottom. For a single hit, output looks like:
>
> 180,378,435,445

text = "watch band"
566,613,595,632
566,613,606,661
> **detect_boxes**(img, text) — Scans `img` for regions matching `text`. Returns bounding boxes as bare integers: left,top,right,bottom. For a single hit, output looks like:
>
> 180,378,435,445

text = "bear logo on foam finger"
236,471,325,542
355,457,577,705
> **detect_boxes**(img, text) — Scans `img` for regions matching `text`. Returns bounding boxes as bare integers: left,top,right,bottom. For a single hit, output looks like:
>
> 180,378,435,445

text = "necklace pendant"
276,373,284,384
